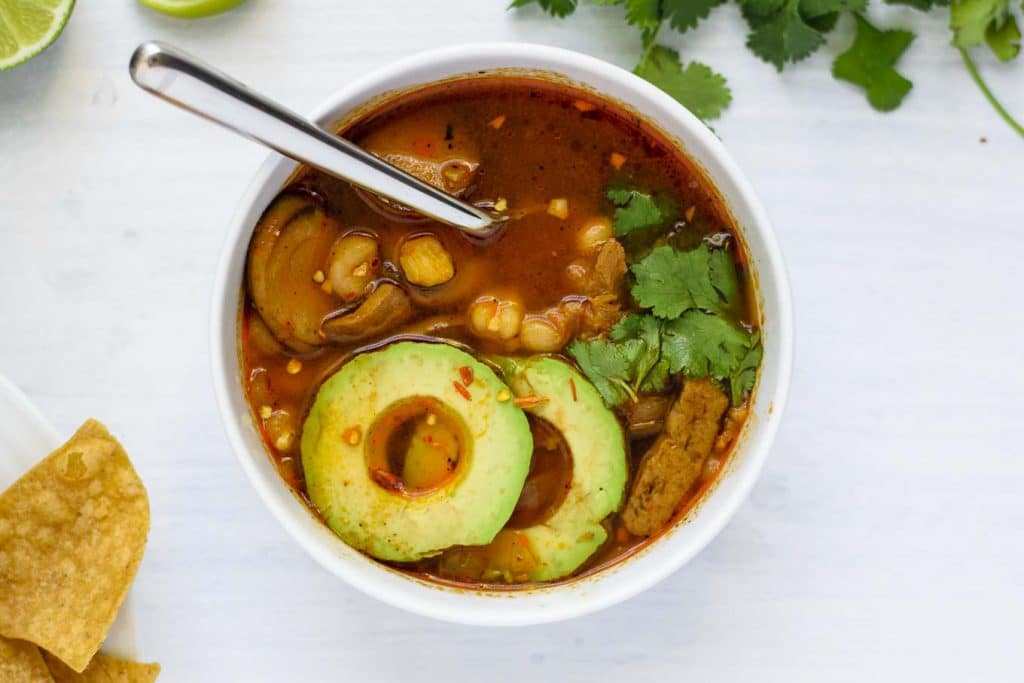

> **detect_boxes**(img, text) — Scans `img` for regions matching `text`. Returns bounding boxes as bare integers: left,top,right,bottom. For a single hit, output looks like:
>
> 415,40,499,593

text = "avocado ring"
507,357,628,581
301,341,532,562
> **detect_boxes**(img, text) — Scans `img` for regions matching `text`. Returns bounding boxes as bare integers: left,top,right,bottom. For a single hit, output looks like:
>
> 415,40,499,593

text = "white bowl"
211,43,793,626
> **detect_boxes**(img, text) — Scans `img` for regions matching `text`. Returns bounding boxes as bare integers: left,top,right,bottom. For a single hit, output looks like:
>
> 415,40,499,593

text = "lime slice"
138,0,246,19
0,0,75,71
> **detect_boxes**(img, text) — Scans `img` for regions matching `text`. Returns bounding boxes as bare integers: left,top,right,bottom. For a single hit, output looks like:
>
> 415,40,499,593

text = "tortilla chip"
0,635,53,682
0,420,150,673
43,651,160,683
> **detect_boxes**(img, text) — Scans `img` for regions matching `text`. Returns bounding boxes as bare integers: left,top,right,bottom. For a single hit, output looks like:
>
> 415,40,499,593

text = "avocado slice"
506,357,628,581
301,341,532,562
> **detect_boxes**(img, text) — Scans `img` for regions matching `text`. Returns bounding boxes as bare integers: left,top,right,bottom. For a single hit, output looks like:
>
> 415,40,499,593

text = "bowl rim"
210,41,793,626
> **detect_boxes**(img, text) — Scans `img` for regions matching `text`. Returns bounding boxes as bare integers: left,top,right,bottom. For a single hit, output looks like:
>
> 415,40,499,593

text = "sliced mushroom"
321,283,414,343
247,194,340,352
398,313,467,338
246,311,285,356
327,233,380,301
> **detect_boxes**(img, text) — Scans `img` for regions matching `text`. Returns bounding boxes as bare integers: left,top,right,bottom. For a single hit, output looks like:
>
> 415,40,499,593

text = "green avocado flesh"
507,357,628,581
301,342,532,562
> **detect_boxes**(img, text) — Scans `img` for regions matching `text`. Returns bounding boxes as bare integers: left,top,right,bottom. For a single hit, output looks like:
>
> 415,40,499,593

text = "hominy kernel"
426,413,438,426
443,163,468,183
275,433,293,451
494,197,508,212
286,359,303,374
312,270,325,284
259,405,273,419
547,198,569,219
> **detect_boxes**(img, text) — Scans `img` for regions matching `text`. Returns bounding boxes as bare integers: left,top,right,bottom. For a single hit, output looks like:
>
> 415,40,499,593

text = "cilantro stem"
958,47,1024,138
638,20,663,66
612,377,639,404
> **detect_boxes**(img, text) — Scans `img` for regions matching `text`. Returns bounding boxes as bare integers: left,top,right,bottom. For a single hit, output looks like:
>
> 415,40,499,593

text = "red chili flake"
370,467,405,493
453,381,472,400
513,395,548,409
458,366,474,386
569,378,577,402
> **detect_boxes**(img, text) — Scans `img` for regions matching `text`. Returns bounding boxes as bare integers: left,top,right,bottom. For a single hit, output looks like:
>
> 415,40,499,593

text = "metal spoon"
128,41,503,237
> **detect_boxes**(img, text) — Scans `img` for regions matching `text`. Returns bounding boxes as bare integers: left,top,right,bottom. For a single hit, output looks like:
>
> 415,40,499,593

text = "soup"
239,75,762,587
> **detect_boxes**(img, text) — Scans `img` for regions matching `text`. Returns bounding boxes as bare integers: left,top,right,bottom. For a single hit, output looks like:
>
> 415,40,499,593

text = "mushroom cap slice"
247,194,341,352
321,283,414,344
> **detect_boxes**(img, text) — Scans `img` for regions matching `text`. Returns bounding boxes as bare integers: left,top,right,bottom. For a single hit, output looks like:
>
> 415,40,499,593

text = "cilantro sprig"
509,0,1024,137
567,201,762,409
630,244,738,318
605,187,675,237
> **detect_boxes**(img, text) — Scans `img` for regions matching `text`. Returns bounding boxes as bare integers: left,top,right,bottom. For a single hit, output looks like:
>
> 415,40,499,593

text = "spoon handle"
129,41,499,235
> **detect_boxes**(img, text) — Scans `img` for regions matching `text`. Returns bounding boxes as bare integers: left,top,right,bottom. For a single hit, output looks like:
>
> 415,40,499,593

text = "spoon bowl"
128,41,505,237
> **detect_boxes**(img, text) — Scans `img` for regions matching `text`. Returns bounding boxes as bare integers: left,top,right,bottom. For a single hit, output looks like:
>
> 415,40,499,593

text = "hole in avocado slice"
366,396,469,496
505,416,573,530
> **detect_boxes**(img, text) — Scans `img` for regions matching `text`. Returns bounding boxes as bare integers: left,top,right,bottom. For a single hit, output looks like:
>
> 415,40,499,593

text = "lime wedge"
138,0,246,19
0,0,75,71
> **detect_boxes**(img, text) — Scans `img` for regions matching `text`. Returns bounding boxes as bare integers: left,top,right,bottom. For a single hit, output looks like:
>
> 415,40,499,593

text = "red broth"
239,76,757,587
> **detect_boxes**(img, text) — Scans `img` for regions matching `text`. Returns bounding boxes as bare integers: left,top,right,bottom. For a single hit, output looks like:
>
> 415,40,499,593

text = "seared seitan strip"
714,404,749,455
623,379,729,536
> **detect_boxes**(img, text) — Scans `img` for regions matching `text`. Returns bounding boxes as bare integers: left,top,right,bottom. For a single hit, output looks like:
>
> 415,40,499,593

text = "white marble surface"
2,1,1023,680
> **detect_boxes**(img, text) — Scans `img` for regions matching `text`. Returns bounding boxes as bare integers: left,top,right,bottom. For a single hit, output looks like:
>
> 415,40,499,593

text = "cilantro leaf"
624,0,661,29
730,335,763,406
606,187,672,236
610,312,661,346
663,0,727,32
950,0,1024,62
951,0,1011,46
619,0,725,32
640,358,673,392
986,13,1021,60
634,45,732,121
739,0,861,70
610,313,663,389
508,0,578,17
660,311,755,379
708,247,742,316
745,0,827,70
567,339,640,406
833,13,916,112
630,244,738,319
